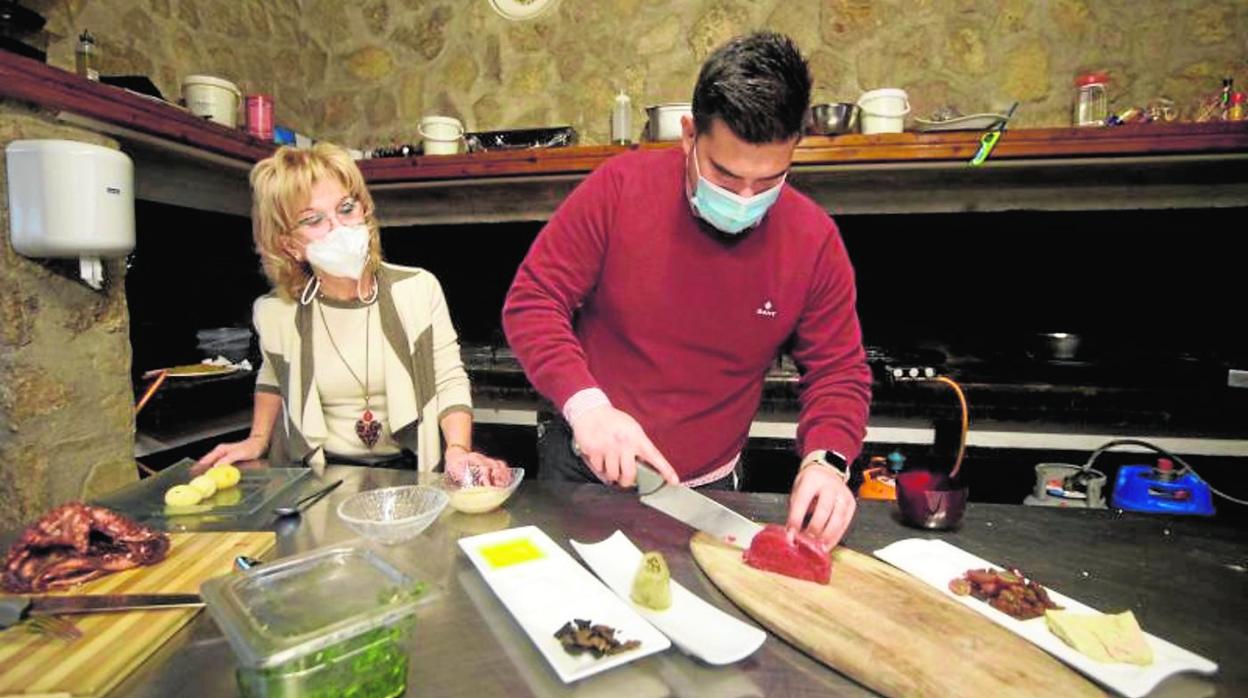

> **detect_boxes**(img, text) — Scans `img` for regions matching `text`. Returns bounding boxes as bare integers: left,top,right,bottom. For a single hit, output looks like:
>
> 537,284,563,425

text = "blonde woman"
198,143,509,484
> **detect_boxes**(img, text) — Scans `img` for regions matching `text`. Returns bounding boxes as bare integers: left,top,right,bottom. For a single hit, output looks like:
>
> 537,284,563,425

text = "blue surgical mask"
688,144,786,235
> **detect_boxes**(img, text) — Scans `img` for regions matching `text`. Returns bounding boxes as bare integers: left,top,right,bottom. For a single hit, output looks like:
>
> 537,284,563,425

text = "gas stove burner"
864,345,948,367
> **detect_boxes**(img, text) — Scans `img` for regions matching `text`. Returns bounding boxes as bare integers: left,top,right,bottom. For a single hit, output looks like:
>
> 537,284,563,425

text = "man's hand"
787,462,857,550
569,405,680,487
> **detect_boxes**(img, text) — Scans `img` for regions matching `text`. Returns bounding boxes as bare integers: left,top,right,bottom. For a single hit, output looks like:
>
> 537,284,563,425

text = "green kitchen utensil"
970,102,1019,166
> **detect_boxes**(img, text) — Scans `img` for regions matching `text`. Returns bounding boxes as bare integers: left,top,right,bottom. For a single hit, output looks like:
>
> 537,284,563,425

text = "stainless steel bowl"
805,103,860,135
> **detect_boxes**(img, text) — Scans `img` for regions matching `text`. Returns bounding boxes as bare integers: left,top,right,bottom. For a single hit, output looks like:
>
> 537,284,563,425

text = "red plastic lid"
1156,458,1173,472
1075,72,1109,87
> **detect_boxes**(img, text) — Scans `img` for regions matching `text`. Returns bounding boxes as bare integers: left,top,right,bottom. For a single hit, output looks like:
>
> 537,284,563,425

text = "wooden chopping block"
0,531,276,698
690,532,1104,698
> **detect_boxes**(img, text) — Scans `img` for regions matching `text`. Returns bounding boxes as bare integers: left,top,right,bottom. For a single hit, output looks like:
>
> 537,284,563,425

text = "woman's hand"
445,448,511,487
195,436,267,475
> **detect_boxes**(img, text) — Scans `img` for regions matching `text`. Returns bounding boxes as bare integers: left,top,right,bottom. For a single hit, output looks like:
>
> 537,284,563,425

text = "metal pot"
805,103,860,135
1033,332,1083,361
643,103,692,141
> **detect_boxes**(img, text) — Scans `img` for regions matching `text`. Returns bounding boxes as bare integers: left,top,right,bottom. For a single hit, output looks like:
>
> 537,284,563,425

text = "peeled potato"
189,474,218,498
209,463,241,490
212,486,243,507
165,484,203,507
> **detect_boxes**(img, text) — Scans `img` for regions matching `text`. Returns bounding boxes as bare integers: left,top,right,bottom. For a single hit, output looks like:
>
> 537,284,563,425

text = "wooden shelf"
0,49,272,163
360,122,1248,183
4,50,1248,221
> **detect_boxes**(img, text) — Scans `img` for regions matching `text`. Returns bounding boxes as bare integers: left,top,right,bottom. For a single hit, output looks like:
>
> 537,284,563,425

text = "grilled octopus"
2,502,170,593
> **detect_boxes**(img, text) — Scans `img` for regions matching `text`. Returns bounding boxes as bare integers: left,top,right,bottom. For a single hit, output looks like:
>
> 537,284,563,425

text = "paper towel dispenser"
5,139,135,289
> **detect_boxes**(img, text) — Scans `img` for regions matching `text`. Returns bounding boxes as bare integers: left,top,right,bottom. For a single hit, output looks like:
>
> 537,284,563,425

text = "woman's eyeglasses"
294,196,362,235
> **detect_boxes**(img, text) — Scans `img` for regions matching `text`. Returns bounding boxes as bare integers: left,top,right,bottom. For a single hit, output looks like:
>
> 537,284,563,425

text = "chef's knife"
0,593,204,629
636,463,763,549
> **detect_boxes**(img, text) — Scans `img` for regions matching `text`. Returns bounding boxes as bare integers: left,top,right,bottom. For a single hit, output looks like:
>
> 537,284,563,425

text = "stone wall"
309,0,1248,146
29,0,1248,148
0,101,137,529
33,0,317,135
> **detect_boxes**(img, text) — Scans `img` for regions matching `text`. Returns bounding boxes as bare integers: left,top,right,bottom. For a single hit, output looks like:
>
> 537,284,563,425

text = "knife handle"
635,461,666,495
0,596,31,629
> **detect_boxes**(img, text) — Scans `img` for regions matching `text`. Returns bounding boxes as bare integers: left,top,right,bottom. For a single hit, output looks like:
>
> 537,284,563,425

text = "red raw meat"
742,524,831,584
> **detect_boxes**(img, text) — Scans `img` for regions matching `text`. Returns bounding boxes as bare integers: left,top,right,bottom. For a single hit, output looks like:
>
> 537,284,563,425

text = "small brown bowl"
895,470,968,530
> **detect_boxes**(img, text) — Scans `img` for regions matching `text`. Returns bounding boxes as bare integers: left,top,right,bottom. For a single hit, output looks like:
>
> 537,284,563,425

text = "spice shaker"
75,30,98,81
611,90,632,145
1074,72,1108,127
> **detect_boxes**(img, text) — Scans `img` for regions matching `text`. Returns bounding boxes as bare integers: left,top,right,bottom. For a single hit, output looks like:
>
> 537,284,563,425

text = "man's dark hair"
692,32,811,143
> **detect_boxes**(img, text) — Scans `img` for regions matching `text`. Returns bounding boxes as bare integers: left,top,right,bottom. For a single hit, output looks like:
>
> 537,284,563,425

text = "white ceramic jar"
857,88,910,135
182,75,242,128
418,116,465,155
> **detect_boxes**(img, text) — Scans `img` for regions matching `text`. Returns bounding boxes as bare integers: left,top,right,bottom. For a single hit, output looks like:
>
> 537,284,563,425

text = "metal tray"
913,113,1011,132
464,126,577,152
96,458,310,525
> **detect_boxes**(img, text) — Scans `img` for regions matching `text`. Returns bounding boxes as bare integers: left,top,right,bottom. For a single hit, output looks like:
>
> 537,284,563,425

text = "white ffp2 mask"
304,224,370,280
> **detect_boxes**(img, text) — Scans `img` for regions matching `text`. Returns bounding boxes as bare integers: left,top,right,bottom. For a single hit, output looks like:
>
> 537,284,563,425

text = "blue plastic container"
1111,465,1215,516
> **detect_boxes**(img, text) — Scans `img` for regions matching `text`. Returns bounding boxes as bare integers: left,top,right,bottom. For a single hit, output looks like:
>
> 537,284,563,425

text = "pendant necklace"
317,301,381,448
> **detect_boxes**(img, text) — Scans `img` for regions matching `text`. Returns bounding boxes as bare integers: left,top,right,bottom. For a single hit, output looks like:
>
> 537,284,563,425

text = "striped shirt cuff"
562,387,612,424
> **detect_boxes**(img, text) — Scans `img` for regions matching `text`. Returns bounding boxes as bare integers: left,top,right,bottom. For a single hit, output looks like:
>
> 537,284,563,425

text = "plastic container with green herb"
202,545,429,698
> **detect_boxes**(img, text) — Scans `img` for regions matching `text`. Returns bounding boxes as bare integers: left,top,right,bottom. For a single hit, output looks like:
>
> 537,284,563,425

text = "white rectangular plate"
459,526,671,683
570,531,766,665
874,538,1217,698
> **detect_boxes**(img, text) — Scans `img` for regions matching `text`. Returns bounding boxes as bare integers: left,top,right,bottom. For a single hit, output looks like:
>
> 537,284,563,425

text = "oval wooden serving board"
690,532,1104,698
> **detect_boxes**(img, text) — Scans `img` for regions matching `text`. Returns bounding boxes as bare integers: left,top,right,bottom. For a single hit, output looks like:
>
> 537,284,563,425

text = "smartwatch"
801,449,849,480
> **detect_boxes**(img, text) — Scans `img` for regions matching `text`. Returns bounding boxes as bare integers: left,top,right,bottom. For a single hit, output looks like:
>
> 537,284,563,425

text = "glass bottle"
75,30,99,81
1074,72,1108,127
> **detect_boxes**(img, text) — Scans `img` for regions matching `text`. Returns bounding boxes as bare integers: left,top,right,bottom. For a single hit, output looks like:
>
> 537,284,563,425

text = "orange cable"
935,376,969,479
134,369,168,415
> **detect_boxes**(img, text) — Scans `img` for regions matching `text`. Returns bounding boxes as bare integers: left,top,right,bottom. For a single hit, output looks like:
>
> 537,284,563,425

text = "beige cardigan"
254,263,472,473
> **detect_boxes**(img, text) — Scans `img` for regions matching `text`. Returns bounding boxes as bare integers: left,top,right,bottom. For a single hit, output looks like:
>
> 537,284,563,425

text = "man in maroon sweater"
503,32,871,548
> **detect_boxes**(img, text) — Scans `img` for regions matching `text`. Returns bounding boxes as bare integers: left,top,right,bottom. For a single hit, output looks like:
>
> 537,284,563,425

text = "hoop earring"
357,274,379,304
300,276,321,306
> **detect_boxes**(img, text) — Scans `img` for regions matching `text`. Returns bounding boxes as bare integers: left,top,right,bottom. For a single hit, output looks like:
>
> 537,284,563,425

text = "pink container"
245,94,273,141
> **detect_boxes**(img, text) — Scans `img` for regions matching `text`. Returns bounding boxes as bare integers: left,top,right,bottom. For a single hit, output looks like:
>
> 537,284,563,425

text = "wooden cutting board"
0,531,276,698
690,533,1105,698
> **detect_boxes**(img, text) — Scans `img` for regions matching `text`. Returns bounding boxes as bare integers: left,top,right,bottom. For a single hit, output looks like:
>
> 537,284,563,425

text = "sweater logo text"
755,300,777,318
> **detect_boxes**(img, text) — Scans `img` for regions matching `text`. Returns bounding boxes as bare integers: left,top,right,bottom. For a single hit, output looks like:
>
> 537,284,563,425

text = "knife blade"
636,463,763,549
0,593,204,628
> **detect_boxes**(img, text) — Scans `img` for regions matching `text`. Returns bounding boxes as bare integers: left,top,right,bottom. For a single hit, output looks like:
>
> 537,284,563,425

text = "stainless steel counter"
109,466,1247,697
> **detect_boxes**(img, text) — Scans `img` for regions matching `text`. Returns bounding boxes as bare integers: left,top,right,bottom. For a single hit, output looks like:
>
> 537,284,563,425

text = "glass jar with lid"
1074,72,1109,127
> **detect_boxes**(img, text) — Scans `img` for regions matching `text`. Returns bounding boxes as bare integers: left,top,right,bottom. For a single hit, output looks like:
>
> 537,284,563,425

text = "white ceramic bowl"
336,485,448,545
443,467,525,514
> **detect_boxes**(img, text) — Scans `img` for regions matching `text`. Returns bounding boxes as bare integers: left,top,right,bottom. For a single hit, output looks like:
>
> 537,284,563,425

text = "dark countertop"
100,466,1247,697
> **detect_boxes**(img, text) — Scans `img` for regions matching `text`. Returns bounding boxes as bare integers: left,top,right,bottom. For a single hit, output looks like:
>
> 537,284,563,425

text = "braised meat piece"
554,619,642,658
2,502,170,593
948,567,1063,621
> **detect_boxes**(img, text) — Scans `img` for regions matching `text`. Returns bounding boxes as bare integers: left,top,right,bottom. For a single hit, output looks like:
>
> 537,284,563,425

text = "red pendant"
355,411,381,448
